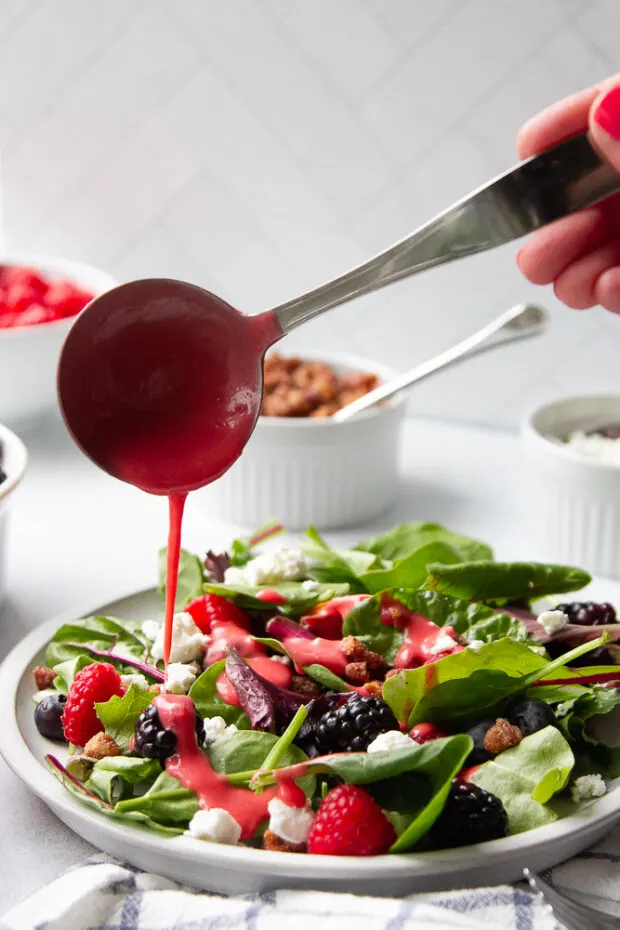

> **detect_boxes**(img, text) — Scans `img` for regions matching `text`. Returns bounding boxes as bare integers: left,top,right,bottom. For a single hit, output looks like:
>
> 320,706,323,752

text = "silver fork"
525,869,620,930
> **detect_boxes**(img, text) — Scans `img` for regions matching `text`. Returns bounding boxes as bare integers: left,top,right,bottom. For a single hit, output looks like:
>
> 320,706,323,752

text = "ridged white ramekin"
0,421,27,604
522,395,620,579
196,353,405,531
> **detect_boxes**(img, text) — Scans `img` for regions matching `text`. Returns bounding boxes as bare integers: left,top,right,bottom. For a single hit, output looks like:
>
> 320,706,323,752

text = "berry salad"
34,521,620,856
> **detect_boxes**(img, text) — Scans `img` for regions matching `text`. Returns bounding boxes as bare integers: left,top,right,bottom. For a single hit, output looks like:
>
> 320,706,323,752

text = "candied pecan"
84,732,121,760
365,651,388,675
340,371,379,392
310,402,340,418
484,718,523,754
148,684,163,694
34,665,56,691
262,829,306,853
289,674,322,699
341,636,368,662
365,680,384,697
345,662,370,684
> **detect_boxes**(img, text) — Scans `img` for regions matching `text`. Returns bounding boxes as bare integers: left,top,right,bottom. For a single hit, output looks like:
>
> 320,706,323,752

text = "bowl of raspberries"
197,352,405,530
0,254,116,425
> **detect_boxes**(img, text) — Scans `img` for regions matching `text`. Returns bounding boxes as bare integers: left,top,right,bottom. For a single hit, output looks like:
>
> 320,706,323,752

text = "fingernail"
594,86,620,140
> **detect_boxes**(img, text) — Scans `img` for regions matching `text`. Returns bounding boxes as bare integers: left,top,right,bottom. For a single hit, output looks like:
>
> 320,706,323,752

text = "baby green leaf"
158,547,204,608
359,542,462,595
341,596,403,663
425,560,591,603
95,685,154,753
356,522,493,563
189,661,251,729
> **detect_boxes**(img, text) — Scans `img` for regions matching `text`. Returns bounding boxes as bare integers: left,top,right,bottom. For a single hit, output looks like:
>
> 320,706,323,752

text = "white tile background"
0,0,618,428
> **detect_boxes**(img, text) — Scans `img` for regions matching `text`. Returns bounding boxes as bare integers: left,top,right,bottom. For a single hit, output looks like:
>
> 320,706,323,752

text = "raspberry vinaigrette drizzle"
162,493,187,668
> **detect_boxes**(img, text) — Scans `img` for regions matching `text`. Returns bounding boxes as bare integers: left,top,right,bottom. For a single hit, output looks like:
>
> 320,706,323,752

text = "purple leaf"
224,646,306,733
266,616,315,642
204,550,231,583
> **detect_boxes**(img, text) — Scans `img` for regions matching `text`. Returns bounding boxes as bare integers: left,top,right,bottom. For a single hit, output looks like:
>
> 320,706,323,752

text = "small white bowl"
197,353,405,530
0,254,116,425
522,395,620,578
0,421,27,604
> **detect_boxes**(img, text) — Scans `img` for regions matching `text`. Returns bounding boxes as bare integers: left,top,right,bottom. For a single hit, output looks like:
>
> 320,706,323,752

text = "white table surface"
0,411,533,913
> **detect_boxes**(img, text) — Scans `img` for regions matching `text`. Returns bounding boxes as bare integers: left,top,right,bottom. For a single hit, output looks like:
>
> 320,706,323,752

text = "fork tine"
525,869,620,930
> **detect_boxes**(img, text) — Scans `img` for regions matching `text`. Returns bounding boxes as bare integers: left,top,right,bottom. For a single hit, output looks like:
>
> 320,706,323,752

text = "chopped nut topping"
262,829,306,853
365,680,384,697
33,665,56,691
261,353,379,418
345,662,370,684
84,732,121,760
484,718,523,754
341,636,368,662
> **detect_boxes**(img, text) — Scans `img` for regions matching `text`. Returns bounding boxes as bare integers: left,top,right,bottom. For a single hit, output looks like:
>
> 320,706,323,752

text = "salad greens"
39,518,620,859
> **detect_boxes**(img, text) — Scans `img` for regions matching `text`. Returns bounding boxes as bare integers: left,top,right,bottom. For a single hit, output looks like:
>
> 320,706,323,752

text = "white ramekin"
0,421,27,604
0,254,116,426
522,395,620,579
196,353,405,531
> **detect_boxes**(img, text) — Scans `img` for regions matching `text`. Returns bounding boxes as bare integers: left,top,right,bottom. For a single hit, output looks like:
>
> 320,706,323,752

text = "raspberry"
61,662,124,746
427,782,508,849
315,695,399,754
0,266,47,292
44,280,93,318
135,702,204,763
307,784,396,856
409,722,448,744
185,593,250,634
6,283,40,313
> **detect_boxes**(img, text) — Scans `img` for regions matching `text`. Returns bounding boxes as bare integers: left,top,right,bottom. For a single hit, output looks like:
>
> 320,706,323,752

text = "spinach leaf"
556,686,620,778
341,596,403,663
383,638,546,727
384,637,608,729
188,661,251,729
472,727,574,832
95,685,154,753
301,526,372,589
116,771,200,825
204,581,350,615
158,547,204,608
46,754,183,835
393,589,528,644
359,542,462,594
302,664,351,692
209,730,314,796
254,735,472,852
87,756,161,804
46,616,162,681
357,522,493,563
425,560,591,603
51,655,93,692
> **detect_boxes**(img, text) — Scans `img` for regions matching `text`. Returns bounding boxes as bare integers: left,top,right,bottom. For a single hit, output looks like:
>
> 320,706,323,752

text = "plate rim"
3,585,620,883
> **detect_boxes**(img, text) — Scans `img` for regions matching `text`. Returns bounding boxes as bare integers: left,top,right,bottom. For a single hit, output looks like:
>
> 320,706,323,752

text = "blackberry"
557,601,616,626
314,695,399,754
465,719,495,765
428,781,508,849
135,704,204,763
34,693,67,741
509,699,556,737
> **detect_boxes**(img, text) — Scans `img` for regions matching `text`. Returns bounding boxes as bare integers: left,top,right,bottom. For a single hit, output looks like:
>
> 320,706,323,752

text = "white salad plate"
2,583,620,896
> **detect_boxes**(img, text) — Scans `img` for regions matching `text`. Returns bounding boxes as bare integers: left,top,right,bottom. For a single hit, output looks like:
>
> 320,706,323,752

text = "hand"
517,77,620,313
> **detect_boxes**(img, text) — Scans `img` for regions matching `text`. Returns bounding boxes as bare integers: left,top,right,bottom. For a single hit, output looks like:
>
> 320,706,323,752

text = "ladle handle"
271,133,620,334
333,303,549,421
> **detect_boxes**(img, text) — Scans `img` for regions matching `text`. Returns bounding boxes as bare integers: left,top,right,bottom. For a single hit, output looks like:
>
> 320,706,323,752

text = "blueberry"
510,699,556,737
465,719,495,765
34,693,67,741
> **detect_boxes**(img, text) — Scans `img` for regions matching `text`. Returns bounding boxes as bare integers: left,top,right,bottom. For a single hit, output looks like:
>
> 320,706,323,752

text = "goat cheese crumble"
564,430,620,466
367,730,412,754
267,798,315,845
165,662,197,695
203,715,238,744
187,808,242,845
537,609,568,635
224,547,308,586
571,773,607,802
151,612,207,663
120,673,150,691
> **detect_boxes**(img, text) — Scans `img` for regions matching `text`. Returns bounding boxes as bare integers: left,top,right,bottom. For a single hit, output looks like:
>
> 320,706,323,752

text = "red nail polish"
594,86,620,141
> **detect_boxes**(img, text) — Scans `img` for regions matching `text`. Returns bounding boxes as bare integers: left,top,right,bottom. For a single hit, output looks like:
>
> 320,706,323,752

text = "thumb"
590,80,620,173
